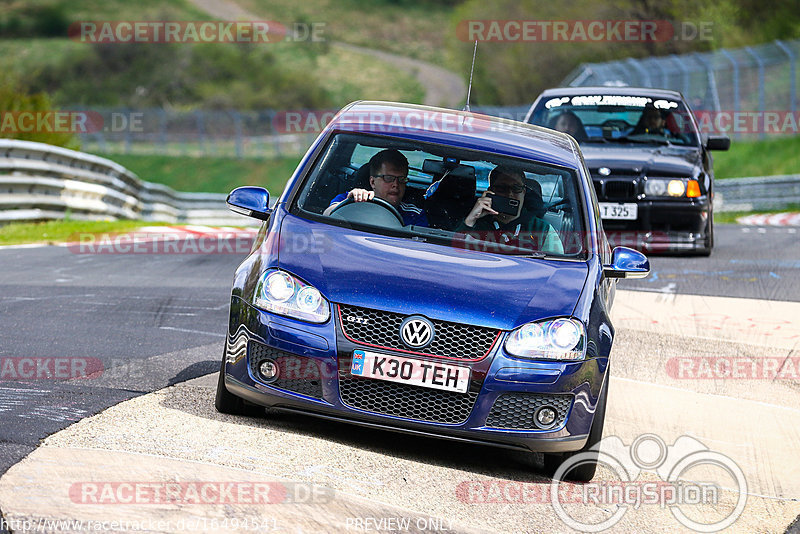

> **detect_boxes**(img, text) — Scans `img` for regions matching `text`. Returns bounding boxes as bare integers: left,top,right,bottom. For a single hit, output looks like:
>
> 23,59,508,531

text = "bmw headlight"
254,270,330,323
644,178,701,198
505,318,586,360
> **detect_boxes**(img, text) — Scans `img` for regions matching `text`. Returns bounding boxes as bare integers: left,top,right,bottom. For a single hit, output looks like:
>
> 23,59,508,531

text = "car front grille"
485,393,573,430
338,304,499,361
337,355,480,424
602,180,637,200
249,341,326,399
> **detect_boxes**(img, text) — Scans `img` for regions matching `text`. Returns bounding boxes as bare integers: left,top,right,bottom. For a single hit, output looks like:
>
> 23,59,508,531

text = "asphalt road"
619,224,800,301
0,223,798,532
0,248,241,475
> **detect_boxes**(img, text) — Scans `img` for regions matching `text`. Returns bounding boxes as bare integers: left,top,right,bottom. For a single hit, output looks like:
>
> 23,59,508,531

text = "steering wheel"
601,119,631,131
328,196,405,227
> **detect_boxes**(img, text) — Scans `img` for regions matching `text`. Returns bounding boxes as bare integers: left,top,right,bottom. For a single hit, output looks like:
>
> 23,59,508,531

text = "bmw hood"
275,214,588,330
580,145,701,177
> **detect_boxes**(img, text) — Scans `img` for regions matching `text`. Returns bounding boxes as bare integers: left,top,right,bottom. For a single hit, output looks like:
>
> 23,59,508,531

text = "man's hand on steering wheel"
348,188,374,202
328,190,405,226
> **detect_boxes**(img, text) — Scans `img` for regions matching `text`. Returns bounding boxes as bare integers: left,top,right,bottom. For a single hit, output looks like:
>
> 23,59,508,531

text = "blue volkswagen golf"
215,101,649,480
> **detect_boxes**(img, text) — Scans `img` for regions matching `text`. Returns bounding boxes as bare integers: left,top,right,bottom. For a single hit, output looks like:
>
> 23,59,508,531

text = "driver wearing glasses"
324,149,428,226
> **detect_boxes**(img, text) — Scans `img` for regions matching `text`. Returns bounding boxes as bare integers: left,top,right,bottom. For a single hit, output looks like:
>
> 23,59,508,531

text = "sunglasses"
373,174,409,185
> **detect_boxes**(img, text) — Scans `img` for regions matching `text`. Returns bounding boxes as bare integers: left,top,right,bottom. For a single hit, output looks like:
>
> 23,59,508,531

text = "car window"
293,133,587,258
530,94,700,147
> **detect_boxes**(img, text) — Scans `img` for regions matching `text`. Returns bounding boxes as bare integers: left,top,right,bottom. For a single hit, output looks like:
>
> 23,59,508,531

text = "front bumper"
223,297,607,453
602,197,710,253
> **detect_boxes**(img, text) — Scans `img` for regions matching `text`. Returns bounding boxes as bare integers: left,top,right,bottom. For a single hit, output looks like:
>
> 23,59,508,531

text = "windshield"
293,133,587,257
529,94,700,147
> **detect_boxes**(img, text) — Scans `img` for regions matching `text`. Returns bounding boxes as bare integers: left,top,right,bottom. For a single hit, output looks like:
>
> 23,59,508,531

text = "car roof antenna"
463,40,478,112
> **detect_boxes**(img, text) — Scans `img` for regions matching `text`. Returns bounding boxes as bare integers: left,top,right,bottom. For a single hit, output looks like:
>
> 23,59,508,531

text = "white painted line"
0,243,49,250
159,326,225,338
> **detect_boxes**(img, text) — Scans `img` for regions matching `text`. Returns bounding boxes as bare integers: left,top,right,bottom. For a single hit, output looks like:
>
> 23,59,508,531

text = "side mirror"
227,186,271,221
603,246,650,279
705,135,730,151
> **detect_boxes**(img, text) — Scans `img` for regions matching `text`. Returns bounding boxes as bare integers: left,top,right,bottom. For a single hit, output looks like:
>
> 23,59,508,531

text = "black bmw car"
525,87,730,256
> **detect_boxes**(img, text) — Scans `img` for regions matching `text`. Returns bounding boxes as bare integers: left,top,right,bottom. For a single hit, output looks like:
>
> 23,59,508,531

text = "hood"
276,214,588,330
580,144,701,177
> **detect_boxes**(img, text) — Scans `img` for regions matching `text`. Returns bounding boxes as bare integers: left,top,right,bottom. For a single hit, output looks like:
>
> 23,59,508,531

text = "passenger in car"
455,165,564,254
550,111,587,141
323,149,428,226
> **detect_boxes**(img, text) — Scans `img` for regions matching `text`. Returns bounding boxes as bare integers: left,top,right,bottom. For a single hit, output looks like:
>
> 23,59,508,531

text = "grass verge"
97,153,302,194
715,136,800,179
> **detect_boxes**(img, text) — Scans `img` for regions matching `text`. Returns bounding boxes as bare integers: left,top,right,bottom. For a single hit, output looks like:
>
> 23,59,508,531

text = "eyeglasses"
491,183,526,194
373,174,409,185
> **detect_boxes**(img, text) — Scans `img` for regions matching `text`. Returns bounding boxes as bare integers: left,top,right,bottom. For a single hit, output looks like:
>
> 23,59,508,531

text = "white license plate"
600,202,638,220
350,350,470,393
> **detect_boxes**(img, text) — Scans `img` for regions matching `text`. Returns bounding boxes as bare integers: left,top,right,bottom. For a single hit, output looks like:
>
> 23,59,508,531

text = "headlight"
254,270,330,323
644,178,701,198
505,318,586,360
667,180,685,196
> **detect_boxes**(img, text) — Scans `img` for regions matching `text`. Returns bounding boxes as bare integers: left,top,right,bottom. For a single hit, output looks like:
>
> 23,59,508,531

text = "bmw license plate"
599,202,638,220
350,350,470,393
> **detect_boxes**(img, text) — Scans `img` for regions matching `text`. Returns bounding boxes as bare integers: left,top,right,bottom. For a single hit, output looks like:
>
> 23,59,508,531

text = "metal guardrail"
0,139,254,226
715,175,800,212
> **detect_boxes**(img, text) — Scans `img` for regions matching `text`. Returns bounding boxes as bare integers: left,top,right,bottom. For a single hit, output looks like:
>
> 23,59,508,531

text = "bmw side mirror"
227,186,272,221
705,135,730,151
603,247,650,279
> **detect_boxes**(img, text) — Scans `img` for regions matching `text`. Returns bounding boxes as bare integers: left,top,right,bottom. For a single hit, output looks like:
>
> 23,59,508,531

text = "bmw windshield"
529,94,700,147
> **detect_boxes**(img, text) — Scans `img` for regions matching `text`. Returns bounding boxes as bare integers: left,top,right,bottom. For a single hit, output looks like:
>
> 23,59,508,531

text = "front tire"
215,358,262,416
542,373,609,482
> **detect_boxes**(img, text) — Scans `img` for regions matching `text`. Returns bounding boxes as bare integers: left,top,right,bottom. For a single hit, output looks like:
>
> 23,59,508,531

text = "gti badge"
346,315,369,325
400,316,434,349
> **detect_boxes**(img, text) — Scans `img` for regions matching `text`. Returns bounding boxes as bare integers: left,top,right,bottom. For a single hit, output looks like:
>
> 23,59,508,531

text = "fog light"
535,406,557,428
259,360,279,381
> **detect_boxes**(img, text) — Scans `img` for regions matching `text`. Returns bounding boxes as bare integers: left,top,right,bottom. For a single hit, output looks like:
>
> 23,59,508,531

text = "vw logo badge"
598,167,611,176
400,316,434,349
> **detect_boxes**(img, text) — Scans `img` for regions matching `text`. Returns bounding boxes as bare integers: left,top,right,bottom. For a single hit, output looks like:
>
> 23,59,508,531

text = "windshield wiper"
611,135,672,146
